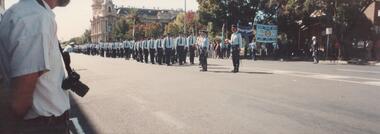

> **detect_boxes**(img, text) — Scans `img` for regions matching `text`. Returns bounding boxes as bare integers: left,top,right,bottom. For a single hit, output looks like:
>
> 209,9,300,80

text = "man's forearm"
2,72,41,133
10,72,42,119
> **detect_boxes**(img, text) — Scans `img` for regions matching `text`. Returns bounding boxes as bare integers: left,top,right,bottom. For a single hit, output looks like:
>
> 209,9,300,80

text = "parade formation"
68,26,244,73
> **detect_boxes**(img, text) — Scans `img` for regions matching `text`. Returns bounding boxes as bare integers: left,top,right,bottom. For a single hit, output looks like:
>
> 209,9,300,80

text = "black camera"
59,44,89,97
62,70,89,97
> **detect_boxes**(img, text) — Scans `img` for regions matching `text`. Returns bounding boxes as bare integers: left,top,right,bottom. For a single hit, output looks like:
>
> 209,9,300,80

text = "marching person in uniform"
184,35,188,64
249,39,257,61
172,36,177,64
143,38,149,63
311,36,319,64
230,25,243,73
106,42,110,57
199,31,209,71
112,42,117,58
119,42,124,58
164,35,174,66
176,34,186,65
156,37,164,65
124,41,130,60
187,34,196,64
162,36,167,64
138,41,144,62
0,0,72,133
149,38,156,64
197,35,203,65
100,42,105,57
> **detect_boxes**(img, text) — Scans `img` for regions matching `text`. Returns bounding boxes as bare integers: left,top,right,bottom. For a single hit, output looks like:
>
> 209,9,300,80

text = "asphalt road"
68,54,380,134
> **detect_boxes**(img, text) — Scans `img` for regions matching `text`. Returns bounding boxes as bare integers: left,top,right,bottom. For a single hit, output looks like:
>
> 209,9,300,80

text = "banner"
256,24,277,43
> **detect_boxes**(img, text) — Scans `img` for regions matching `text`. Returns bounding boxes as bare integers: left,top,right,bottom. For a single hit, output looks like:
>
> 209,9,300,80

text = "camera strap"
36,0,73,75
36,0,45,8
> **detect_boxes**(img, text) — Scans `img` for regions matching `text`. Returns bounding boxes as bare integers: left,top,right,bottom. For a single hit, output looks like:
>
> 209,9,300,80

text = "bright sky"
5,0,199,41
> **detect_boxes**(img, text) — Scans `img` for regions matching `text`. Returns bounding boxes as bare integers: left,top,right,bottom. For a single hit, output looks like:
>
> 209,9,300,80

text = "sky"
4,0,199,41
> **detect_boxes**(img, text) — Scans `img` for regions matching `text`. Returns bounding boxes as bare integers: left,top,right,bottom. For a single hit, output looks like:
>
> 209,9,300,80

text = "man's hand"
10,71,44,119
1,72,43,133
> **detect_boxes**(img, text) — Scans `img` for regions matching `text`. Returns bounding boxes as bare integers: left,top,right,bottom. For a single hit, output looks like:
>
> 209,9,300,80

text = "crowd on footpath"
65,25,245,72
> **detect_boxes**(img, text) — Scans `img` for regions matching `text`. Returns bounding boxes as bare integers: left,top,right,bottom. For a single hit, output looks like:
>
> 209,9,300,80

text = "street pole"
326,34,330,59
133,18,135,41
184,0,187,35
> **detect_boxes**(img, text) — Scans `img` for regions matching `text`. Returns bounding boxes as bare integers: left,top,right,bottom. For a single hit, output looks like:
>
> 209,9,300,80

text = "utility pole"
184,0,187,35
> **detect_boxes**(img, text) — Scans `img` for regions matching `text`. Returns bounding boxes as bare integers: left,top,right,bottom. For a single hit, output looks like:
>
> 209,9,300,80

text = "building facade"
90,0,180,43
91,0,117,43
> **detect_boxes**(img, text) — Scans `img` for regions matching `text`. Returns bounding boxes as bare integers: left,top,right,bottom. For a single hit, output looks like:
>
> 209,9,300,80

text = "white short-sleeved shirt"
230,32,243,48
0,0,70,119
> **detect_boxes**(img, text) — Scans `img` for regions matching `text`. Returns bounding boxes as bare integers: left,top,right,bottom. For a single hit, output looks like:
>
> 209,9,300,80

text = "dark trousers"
250,49,256,60
144,49,149,63
112,50,116,58
227,46,231,58
189,46,195,64
150,49,156,64
312,50,319,63
100,49,104,57
125,48,130,59
232,46,240,70
184,47,188,63
177,46,185,65
165,48,172,65
200,48,208,71
139,49,143,62
132,49,136,60
157,48,164,64
18,111,69,134
171,49,176,64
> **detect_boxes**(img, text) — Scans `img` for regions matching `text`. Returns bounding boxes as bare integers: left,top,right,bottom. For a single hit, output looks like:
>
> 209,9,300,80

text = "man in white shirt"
176,35,186,65
311,36,319,64
249,40,257,61
156,37,164,65
164,35,174,66
199,31,209,72
187,34,196,64
230,25,243,73
149,38,156,64
0,0,71,133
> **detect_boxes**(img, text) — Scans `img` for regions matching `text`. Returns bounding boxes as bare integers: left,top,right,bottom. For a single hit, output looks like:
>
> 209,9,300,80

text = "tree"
68,37,84,45
112,18,129,41
82,29,92,43
164,22,182,36
145,23,163,38
197,0,261,34
164,12,204,36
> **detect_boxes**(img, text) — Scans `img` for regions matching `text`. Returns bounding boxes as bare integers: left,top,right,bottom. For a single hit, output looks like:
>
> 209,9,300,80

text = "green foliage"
112,18,129,41
197,0,261,34
164,12,204,36
144,23,163,38
67,29,91,44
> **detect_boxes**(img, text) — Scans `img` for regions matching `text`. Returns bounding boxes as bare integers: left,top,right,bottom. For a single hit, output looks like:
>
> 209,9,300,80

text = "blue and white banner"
256,24,278,43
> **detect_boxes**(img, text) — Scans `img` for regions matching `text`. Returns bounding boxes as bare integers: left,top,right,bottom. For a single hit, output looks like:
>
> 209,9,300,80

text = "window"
378,10,380,17
108,7,111,13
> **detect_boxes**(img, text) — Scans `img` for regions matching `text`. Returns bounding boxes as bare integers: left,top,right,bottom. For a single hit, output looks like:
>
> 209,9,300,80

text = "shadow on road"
69,94,99,134
207,66,230,69
206,70,273,74
169,64,197,67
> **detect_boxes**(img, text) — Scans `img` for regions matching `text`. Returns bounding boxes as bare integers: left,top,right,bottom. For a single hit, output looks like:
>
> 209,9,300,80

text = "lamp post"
184,0,187,35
